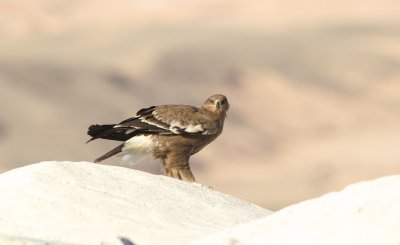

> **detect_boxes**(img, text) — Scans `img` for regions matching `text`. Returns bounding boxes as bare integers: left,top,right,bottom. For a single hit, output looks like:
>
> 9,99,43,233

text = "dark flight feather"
136,106,156,116
94,143,124,162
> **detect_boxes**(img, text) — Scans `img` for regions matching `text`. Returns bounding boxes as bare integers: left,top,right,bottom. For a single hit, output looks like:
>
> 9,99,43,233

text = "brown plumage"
87,94,229,182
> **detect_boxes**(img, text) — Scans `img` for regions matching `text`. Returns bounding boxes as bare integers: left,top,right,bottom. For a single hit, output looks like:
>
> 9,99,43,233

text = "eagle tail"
87,124,116,143
94,143,124,163
88,124,116,135
87,124,137,143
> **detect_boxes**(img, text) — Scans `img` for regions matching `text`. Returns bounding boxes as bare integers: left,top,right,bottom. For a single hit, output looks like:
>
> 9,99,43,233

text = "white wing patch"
168,120,184,133
125,129,135,134
143,119,168,129
168,120,205,134
185,124,204,133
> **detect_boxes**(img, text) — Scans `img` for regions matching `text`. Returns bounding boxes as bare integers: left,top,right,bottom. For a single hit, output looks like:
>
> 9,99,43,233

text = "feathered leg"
162,151,196,183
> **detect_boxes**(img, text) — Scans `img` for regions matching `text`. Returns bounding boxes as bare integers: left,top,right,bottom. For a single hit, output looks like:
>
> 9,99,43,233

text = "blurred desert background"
1,0,400,210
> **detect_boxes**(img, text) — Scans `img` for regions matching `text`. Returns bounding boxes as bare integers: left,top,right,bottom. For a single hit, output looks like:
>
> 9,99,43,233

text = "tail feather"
94,143,125,163
86,124,133,142
87,124,115,136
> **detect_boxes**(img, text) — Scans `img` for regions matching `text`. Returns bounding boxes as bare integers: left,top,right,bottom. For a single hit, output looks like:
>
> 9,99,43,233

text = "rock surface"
194,175,400,245
2,161,399,245
0,162,270,245
0,234,78,245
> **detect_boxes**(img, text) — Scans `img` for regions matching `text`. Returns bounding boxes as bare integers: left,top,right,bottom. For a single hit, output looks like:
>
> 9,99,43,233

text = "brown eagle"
87,94,229,182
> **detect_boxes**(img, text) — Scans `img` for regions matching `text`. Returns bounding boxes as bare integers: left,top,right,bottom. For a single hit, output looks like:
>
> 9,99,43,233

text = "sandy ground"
0,0,400,209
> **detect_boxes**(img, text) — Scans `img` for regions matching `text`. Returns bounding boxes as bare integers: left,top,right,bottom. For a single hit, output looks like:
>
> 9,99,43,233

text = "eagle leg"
162,155,196,183
178,167,196,182
166,167,196,182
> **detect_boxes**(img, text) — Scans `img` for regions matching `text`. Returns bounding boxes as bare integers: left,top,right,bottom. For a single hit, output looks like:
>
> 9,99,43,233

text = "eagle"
87,94,229,182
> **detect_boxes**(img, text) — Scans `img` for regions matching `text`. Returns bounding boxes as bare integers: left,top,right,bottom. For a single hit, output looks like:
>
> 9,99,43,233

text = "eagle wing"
87,105,218,143
131,105,218,135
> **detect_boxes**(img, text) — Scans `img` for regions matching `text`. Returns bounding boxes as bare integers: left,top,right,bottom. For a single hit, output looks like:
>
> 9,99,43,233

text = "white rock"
0,234,79,245
194,175,400,245
0,162,270,245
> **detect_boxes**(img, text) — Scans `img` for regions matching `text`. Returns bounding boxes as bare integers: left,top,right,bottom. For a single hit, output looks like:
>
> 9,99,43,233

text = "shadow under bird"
86,94,229,182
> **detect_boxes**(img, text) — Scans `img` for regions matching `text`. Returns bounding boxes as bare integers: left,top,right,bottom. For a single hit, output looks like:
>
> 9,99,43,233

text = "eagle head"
202,94,229,114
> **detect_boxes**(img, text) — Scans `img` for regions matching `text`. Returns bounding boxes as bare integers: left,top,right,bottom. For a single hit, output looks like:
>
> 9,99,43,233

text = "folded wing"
87,105,218,143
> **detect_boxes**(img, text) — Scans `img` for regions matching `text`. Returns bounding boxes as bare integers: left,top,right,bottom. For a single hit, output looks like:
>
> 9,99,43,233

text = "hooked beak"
216,101,221,110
